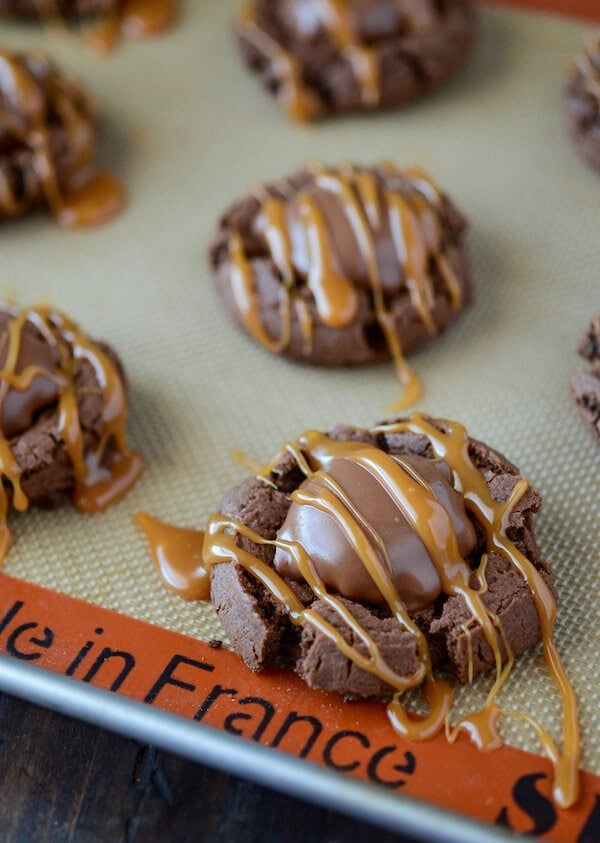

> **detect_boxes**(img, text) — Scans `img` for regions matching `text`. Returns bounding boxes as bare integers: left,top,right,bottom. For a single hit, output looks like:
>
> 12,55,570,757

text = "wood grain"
0,692,418,842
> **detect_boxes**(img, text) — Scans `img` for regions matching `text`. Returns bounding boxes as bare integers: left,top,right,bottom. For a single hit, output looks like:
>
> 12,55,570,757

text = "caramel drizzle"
144,416,580,807
229,163,462,409
201,431,509,742
310,0,380,108
237,3,321,122
375,415,580,809
0,304,143,563
86,0,178,55
21,0,177,54
238,0,393,118
0,51,124,227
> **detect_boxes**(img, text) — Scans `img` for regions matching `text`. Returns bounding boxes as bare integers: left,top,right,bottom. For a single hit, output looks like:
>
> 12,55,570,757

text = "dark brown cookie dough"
209,417,555,700
209,162,471,379
0,50,97,221
0,303,143,559
566,32,600,171
236,0,478,121
0,0,177,50
0,0,111,16
570,315,600,445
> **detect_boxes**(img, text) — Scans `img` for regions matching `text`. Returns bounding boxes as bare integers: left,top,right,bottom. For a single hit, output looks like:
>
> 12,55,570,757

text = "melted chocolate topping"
0,1,177,54
0,303,143,560
141,415,580,808
0,310,60,437
227,162,466,408
274,453,476,611
239,0,444,118
198,417,579,808
0,50,124,226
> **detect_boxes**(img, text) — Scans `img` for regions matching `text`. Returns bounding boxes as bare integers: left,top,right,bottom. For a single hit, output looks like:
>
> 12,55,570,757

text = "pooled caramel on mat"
0,50,125,226
0,303,143,561
139,415,580,809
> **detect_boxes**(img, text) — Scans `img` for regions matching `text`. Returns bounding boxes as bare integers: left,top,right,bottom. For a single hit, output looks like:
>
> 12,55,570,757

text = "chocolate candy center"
0,311,60,438
274,451,476,612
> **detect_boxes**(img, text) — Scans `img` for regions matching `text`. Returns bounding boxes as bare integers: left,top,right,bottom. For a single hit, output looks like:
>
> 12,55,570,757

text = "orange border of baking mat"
489,0,599,21
1,571,598,842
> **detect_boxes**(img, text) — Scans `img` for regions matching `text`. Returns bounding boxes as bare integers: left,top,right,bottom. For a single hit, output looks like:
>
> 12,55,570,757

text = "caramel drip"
231,163,462,408
237,4,321,122
25,0,176,54
119,0,177,39
238,0,381,116
295,468,430,670
311,0,380,107
296,193,360,328
204,514,428,696
376,415,580,808
229,233,290,353
0,304,143,564
88,0,176,53
74,448,144,511
56,172,126,229
230,449,264,475
136,512,209,600
146,417,580,806
0,51,123,227
448,703,504,751
201,429,516,744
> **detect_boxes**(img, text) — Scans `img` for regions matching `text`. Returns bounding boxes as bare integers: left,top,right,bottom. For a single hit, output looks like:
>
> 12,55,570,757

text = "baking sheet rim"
0,652,515,843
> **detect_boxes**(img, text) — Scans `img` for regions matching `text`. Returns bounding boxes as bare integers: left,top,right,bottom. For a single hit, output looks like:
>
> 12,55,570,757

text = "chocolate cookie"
0,0,177,50
566,32,600,171
0,303,143,561
570,315,600,446
207,415,556,704
0,0,110,15
235,0,478,121
210,162,471,406
0,50,124,226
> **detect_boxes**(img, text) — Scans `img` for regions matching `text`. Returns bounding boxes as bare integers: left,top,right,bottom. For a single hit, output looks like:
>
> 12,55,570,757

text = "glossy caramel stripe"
0,305,143,561
228,164,463,408
200,435,503,740
88,0,176,53
146,417,580,806
238,0,380,115
237,3,320,122
377,415,580,808
311,0,380,106
0,51,124,226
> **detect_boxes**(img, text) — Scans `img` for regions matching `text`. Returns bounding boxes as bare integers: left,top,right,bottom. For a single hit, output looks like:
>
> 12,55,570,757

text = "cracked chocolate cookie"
210,162,472,407
570,315,600,446
0,0,110,14
207,416,556,704
0,303,143,561
0,49,124,226
566,32,600,171
0,0,176,50
235,0,478,121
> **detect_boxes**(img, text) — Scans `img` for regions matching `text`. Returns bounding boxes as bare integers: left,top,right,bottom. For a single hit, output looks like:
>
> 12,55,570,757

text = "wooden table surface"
0,692,421,842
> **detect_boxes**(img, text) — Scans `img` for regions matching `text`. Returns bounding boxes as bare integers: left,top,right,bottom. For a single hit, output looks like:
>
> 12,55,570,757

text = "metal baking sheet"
0,1,599,840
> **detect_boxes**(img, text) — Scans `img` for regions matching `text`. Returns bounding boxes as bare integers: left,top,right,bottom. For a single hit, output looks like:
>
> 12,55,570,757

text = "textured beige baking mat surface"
0,1,598,775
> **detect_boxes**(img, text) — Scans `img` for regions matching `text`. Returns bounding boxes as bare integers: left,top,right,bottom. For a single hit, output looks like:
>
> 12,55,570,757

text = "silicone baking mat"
0,2,599,840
